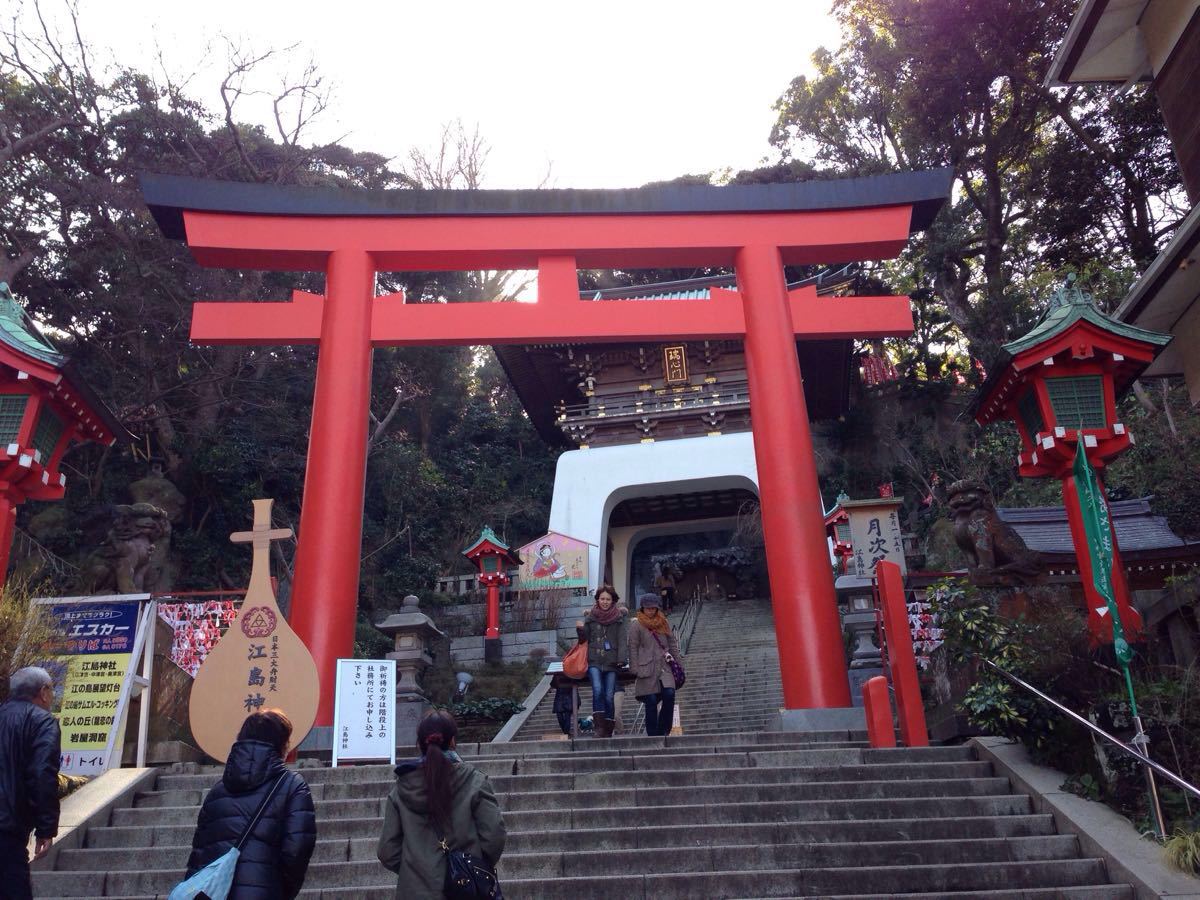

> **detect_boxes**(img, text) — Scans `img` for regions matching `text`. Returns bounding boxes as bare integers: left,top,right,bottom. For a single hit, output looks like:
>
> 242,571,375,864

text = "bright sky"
64,0,841,189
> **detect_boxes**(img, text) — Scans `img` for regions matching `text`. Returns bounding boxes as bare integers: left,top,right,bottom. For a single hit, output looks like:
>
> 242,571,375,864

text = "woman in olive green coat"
377,711,506,899
576,583,628,737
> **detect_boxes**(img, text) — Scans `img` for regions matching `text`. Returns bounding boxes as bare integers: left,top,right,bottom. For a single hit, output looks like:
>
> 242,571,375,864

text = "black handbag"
440,837,503,900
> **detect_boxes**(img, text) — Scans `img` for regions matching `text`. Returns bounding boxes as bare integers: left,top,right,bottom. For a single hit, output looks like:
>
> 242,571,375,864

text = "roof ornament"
1048,272,1095,312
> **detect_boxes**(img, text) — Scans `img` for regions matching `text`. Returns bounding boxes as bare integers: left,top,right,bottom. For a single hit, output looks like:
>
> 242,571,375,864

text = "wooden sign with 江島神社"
188,499,320,762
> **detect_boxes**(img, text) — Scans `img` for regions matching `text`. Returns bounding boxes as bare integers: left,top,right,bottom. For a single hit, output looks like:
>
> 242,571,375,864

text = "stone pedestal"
376,595,444,753
484,637,502,665
836,575,885,709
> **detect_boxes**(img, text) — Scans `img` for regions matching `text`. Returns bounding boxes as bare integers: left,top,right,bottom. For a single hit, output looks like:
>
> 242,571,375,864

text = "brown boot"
591,713,610,737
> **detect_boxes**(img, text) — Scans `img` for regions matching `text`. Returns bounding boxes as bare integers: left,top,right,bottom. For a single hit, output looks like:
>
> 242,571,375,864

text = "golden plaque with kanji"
188,498,320,762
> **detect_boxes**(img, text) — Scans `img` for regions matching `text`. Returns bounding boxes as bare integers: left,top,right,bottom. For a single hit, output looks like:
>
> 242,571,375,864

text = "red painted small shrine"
462,526,522,663
824,495,854,575
974,274,1172,641
141,169,951,724
0,283,126,580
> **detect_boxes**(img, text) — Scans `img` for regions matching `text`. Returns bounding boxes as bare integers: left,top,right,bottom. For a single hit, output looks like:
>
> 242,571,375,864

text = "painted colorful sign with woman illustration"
516,532,589,590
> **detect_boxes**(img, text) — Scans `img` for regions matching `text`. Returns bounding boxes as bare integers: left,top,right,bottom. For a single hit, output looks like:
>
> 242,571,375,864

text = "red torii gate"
143,170,950,725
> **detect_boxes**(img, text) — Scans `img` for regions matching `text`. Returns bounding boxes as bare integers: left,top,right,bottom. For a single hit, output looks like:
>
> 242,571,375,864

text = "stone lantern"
0,283,128,581
974,274,1172,641
376,594,444,749
462,526,521,663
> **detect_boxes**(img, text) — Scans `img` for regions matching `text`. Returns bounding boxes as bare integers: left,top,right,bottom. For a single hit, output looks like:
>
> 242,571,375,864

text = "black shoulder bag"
439,834,503,900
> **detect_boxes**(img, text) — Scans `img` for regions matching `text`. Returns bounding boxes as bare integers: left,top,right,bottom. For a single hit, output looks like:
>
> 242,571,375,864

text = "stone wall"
450,629,561,668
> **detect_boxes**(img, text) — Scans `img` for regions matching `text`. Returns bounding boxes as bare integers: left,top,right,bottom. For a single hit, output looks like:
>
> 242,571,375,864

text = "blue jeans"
641,687,676,736
587,667,617,719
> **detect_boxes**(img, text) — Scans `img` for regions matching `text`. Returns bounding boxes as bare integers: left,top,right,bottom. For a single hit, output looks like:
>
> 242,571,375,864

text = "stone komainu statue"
946,479,1042,587
84,503,171,593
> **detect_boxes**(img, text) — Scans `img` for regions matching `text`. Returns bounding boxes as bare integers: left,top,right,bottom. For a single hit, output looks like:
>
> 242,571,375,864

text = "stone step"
132,773,1006,811
54,832,1081,877
110,791,1032,830
821,890,1132,900
37,852,1112,897
35,888,1134,900
114,761,1000,825
490,859,1115,900
82,811,1063,852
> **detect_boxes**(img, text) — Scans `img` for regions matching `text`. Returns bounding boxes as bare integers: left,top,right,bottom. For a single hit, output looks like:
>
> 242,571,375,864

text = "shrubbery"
932,577,1200,834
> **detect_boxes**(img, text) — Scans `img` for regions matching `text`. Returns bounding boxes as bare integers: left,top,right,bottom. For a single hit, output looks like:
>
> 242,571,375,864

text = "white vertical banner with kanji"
332,658,396,766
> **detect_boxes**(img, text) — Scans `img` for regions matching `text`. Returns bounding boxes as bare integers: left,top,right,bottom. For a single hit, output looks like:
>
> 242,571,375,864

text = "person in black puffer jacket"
185,709,316,899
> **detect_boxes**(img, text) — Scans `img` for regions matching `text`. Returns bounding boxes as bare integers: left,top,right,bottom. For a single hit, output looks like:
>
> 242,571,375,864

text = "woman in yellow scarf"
627,594,682,736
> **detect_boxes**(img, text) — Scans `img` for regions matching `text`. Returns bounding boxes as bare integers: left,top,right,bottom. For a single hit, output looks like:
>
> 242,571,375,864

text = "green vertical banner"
1071,440,1132,669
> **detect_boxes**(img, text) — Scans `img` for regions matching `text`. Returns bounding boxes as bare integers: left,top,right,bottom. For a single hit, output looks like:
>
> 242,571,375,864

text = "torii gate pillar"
737,245,849,706
142,169,951,725
286,250,376,706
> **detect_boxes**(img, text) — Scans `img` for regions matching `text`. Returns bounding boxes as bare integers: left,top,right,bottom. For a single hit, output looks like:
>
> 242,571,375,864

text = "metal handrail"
982,658,1200,802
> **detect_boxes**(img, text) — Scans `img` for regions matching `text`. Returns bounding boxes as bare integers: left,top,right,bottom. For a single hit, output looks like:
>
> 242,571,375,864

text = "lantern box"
976,275,1171,479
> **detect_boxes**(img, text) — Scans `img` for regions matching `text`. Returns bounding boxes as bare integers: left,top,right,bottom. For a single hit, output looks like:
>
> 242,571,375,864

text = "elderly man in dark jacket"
185,709,316,899
0,666,61,900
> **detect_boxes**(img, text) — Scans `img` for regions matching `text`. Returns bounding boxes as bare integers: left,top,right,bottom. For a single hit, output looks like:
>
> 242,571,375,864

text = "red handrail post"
862,676,896,748
876,561,929,747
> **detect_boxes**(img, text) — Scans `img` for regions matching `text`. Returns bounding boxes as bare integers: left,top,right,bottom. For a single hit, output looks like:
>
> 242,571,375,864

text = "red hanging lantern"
974,274,1172,642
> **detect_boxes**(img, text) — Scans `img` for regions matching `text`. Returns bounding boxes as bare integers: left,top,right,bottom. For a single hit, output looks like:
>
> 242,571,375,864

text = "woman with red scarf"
576,584,628,738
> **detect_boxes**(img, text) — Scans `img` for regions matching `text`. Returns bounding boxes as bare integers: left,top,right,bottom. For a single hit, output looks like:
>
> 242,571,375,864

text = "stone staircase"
513,597,784,740
34,733,1133,898
32,596,1135,898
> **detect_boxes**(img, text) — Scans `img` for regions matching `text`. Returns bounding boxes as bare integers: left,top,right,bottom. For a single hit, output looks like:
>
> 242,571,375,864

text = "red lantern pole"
485,581,501,640
1062,472,1143,643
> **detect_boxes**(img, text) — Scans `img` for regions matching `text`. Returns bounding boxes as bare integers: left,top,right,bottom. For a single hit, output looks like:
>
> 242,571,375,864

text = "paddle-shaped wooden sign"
188,498,320,762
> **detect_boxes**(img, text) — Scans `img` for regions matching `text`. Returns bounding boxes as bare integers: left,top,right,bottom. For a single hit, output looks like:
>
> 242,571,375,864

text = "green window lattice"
32,407,65,461
1045,375,1107,430
835,523,851,543
1017,389,1045,440
0,395,28,444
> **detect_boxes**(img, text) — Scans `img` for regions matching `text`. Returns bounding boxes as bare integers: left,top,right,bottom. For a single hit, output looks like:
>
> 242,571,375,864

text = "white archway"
546,431,760,591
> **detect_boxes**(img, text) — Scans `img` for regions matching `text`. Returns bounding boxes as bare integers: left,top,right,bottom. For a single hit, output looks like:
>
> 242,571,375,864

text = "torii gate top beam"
141,169,952,272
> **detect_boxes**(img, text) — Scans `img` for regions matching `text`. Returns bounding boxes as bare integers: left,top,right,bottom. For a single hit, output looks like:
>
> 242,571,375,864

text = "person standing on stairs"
184,708,316,900
628,593,682,736
377,710,506,899
653,564,677,613
576,584,628,738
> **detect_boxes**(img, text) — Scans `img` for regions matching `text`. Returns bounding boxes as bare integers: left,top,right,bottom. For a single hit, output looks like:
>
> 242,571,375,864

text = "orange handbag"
562,641,588,679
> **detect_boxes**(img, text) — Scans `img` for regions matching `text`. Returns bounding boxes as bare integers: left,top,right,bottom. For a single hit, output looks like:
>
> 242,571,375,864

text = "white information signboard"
332,658,397,766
